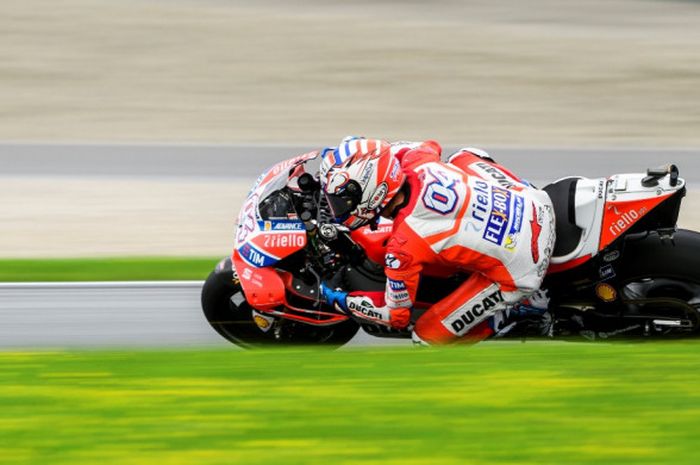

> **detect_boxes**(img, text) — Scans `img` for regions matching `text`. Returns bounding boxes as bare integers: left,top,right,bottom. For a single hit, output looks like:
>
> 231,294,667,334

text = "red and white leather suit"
350,141,556,344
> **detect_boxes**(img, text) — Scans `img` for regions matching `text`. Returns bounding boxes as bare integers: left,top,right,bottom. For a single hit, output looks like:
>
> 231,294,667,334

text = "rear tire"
615,229,700,335
201,258,360,349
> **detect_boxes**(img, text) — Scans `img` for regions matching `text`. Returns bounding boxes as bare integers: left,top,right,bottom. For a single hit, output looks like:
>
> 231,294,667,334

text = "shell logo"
253,314,272,330
596,283,617,302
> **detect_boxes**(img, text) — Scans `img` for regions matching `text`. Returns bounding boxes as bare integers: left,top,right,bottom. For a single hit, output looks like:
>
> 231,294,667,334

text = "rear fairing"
547,170,686,273
543,171,687,325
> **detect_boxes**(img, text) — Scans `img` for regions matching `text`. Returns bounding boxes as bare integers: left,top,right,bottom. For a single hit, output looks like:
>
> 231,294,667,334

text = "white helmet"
322,137,405,230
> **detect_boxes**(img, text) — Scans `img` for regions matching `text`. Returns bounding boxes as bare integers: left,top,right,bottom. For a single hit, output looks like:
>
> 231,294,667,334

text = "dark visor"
324,180,362,221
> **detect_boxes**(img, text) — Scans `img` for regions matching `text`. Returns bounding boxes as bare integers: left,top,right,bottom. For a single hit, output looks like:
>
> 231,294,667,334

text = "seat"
542,177,583,257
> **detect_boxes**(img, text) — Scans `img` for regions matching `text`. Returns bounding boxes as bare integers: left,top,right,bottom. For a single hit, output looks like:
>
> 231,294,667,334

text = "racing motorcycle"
201,151,699,347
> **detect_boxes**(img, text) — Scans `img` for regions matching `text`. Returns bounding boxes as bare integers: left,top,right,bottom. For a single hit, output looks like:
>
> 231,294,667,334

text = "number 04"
423,181,458,214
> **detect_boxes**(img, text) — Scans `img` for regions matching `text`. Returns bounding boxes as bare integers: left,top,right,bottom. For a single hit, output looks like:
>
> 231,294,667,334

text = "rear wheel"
201,258,360,349
615,229,700,336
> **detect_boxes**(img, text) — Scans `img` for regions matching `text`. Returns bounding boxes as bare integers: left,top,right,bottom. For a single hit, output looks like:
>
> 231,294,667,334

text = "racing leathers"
331,141,556,344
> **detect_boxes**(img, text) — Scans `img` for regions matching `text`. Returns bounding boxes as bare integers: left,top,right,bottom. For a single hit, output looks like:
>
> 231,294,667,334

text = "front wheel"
201,258,360,349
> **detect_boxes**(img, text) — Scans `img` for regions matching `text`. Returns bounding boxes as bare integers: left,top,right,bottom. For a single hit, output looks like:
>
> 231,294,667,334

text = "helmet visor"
324,180,362,222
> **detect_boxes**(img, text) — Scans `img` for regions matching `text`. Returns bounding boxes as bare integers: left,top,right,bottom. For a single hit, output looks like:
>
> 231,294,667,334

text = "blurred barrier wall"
1,0,700,146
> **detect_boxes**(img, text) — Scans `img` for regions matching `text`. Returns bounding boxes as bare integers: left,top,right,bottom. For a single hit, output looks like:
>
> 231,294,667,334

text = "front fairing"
234,151,319,267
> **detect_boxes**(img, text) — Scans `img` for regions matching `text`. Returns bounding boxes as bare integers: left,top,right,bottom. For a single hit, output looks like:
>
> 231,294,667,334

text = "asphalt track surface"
0,281,401,349
1,143,698,349
2,142,699,184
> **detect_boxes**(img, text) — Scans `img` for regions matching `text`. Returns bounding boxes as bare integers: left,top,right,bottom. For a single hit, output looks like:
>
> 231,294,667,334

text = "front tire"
201,258,360,349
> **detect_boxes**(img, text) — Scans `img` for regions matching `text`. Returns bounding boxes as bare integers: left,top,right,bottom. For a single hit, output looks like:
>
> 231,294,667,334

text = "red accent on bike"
350,223,392,265
547,255,592,274
265,303,350,326
599,193,673,250
530,204,542,264
232,250,285,310
252,270,351,326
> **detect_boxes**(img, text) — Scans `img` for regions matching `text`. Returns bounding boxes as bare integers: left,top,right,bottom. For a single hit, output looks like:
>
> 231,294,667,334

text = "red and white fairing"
232,152,318,309
548,172,685,272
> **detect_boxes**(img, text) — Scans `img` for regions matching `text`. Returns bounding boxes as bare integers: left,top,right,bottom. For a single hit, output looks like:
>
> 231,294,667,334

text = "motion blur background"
2,0,700,257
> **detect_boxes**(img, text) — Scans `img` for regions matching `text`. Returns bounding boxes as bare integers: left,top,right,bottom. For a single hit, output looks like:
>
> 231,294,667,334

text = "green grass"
0,257,221,282
1,343,700,464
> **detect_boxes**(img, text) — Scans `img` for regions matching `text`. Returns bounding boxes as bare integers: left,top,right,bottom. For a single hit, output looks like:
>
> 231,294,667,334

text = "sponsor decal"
530,203,542,263
534,205,554,276
252,310,275,332
603,250,620,263
597,179,605,199
270,152,317,176
473,161,518,189
236,194,259,243
595,283,617,302
385,253,401,269
272,221,304,231
238,243,276,267
505,194,525,250
390,291,410,302
263,221,272,231
368,182,388,210
599,264,616,280
347,297,385,320
263,233,305,249
609,206,648,237
469,179,525,244
483,186,512,246
387,280,411,305
388,279,407,291
470,179,489,221
444,288,504,335
362,224,392,235
359,163,374,186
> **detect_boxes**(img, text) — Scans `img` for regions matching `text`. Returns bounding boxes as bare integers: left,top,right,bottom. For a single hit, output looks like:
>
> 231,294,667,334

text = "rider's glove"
321,283,411,330
320,282,349,312
344,294,411,330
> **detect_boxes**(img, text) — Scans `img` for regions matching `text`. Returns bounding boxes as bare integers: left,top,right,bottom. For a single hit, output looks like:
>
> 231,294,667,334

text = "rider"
319,136,556,344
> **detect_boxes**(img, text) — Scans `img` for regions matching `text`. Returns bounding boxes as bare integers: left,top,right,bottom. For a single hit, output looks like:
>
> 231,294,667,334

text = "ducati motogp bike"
202,152,700,347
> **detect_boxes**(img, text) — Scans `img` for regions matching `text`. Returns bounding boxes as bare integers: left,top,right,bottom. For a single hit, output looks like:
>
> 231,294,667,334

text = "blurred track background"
2,0,700,146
